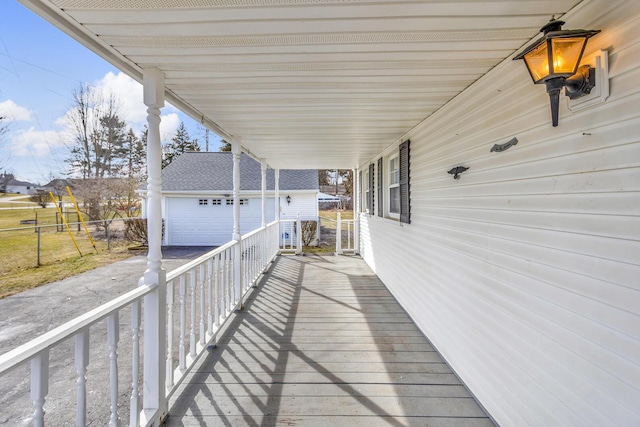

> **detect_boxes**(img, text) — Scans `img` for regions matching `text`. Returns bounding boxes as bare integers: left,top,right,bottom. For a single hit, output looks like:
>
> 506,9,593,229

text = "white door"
166,197,271,246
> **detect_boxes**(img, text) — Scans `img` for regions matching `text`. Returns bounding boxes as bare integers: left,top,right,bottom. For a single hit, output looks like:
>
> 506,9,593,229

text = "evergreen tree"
162,122,200,168
120,128,146,179
219,139,232,152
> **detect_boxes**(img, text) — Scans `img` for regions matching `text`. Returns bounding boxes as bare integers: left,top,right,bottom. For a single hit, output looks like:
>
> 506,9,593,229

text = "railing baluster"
166,280,174,390
130,300,141,427
233,248,238,307
226,249,232,315
75,329,89,427
207,259,214,337
214,254,220,328
31,349,49,427
107,312,119,427
199,264,206,346
189,268,197,359
179,275,187,372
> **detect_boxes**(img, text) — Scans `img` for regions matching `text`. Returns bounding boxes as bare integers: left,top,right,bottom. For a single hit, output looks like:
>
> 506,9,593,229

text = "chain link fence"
0,217,141,276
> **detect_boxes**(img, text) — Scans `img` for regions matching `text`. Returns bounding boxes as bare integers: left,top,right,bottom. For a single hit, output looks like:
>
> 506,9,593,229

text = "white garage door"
166,197,269,246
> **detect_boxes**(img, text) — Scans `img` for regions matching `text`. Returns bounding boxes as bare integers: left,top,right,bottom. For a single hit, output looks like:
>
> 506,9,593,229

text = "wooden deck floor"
165,255,495,427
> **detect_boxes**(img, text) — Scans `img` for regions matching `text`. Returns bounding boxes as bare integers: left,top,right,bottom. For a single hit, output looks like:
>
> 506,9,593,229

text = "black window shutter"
358,170,363,212
399,140,411,224
377,157,383,217
368,163,374,215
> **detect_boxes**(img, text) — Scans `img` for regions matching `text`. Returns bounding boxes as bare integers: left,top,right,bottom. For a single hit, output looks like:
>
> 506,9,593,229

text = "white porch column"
354,168,360,254
274,169,280,222
141,67,167,423
261,160,267,228
231,138,242,307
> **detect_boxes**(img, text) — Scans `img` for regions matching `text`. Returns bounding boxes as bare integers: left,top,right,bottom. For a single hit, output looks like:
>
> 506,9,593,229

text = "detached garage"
147,152,318,246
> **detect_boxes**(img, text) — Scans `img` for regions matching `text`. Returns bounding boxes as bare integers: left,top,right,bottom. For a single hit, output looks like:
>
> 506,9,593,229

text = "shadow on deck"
165,254,495,427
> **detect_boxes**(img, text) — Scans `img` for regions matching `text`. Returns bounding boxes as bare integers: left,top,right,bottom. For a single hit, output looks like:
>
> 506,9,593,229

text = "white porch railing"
279,215,302,254
319,212,355,254
335,212,355,254
0,220,280,427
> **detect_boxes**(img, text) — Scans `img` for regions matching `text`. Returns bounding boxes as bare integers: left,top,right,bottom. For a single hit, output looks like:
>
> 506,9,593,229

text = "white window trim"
388,153,400,219
363,168,370,214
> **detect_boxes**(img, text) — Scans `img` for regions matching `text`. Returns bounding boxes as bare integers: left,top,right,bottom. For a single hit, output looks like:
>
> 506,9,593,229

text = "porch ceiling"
21,0,582,169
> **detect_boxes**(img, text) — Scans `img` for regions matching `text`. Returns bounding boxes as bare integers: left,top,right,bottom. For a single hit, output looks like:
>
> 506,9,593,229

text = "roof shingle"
161,152,318,192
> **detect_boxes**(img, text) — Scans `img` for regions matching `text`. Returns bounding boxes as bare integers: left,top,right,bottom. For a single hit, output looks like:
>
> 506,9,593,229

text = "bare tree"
66,84,102,179
65,85,127,179
29,190,49,208
0,172,13,194
339,170,353,196
318,170,331,186
73,177,135,227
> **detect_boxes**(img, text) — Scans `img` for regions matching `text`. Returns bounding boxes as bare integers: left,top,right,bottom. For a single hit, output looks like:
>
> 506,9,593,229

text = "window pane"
389,157,399,185
390,186,400,213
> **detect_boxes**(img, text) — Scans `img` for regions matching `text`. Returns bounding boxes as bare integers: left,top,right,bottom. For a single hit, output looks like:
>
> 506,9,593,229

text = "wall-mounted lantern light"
513,18,600,127
286,195,291,205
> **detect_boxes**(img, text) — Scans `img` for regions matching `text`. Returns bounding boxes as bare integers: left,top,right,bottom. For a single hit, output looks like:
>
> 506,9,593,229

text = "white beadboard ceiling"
20,0,582,169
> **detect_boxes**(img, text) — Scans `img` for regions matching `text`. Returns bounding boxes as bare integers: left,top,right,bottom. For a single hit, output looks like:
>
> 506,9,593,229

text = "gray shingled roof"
161,152,318,192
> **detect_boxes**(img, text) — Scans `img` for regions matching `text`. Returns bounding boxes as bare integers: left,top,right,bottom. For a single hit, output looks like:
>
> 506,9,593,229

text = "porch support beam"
354,168,360,254
261,160,267,228
274,169,280,222
231,138,242,307
141,67,167,424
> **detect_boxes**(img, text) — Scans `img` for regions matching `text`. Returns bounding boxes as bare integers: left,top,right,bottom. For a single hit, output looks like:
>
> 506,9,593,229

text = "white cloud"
10,127,63,157
93,71,180,134
5,72,197,166
0,100,32,122
160,113,180,143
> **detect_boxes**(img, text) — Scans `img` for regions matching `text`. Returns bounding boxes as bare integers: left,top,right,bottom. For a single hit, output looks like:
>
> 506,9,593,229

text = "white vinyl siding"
359,3,640,427
279,193,318,221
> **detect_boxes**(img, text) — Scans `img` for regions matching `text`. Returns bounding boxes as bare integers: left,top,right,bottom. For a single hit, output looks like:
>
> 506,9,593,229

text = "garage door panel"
167,197,264,246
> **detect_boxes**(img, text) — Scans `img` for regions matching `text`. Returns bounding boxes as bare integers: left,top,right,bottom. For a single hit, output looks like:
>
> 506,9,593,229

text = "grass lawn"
0,243,133,299
0,207,60,229
319,209,354,221
0,205,135,298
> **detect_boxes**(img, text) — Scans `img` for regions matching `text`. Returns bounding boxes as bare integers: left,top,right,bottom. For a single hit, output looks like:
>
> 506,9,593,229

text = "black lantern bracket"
566,49,609,112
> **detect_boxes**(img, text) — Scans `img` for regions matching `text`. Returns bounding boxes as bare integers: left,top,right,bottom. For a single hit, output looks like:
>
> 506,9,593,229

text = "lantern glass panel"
550,37,587,75
523,41,550,83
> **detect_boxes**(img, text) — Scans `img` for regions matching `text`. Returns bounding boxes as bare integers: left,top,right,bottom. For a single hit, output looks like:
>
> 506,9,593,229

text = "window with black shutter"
399,140,411,224
377,157,383,217
368,163,375,215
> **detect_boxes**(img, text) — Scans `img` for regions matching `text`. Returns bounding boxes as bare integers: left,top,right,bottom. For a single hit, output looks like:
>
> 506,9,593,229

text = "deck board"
165,254,494,427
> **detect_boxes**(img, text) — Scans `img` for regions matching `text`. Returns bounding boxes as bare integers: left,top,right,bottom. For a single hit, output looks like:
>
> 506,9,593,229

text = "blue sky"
0,2,216,184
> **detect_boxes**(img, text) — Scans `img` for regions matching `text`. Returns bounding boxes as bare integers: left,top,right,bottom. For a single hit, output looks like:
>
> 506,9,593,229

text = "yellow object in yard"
49,191,82,257
66,186,97,252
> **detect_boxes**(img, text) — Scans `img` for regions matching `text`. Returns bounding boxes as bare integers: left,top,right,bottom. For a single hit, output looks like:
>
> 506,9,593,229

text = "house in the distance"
0,173,38,195
146,152,318,246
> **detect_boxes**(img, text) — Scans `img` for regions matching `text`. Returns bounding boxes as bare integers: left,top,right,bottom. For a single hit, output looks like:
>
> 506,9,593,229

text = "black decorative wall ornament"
491,137,518,153
448,166,469,179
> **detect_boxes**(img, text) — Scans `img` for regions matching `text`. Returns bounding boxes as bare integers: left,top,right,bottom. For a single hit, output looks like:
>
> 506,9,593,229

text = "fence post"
336,211,343,255
37,226,41,267
107,221,111,251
